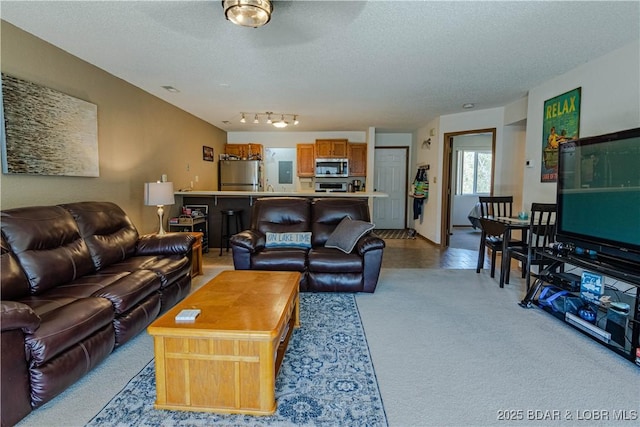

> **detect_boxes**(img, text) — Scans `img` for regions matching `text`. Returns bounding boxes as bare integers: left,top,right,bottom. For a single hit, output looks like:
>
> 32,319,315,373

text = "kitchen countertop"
175,190,388,198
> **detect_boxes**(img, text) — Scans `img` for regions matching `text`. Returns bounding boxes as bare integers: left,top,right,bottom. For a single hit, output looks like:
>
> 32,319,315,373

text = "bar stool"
219,209,243,256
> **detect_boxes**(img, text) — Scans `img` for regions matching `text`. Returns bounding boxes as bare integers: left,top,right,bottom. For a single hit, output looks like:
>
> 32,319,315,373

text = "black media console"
520,249,640,365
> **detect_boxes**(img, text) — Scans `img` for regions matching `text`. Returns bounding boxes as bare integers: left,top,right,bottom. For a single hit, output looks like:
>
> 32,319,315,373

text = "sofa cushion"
251,248,307,271
113,293,161,347
60,202,139,270
1,206,95,294
251,197,311,234
142,256,191,288
325,216,374,253
1,235,30,300
40,272,127,300
91,270,161,314
25,297,114,365
97,255,161,274
311,198,371,246
308,247,363,273
265,232,312,249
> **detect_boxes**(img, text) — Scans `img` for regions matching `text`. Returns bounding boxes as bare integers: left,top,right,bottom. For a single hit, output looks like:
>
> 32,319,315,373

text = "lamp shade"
144,182,175,206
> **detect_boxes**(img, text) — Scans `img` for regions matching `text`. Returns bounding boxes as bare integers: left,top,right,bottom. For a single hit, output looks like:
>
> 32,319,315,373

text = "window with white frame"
456,150,491,195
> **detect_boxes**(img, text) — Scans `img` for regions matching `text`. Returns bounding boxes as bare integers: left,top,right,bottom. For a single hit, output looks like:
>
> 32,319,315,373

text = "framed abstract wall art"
541,87,581,182
1,73,99,177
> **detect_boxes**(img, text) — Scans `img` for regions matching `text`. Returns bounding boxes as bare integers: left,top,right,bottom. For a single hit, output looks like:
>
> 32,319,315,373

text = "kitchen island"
172,190,387,253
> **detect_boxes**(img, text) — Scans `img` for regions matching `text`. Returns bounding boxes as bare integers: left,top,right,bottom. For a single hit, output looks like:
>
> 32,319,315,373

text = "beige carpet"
16,268,640,427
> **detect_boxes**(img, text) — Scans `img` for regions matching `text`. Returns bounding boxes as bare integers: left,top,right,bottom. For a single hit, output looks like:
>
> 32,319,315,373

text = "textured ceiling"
2,1,639,132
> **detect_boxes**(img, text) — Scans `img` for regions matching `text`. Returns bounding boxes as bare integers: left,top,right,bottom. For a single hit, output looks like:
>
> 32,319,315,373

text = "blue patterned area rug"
86,293,387,427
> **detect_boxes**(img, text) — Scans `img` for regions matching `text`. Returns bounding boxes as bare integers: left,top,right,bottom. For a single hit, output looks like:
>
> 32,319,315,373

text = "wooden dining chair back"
504,203,557,290
478,196,514,218
475,196,518,278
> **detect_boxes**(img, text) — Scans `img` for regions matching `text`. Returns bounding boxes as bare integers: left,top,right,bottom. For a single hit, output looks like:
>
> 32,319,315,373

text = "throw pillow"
265,232,312,249
325,216,375,253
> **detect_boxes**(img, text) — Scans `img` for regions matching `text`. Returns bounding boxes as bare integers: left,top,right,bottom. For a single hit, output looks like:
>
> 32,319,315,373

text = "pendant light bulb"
273,114,288,128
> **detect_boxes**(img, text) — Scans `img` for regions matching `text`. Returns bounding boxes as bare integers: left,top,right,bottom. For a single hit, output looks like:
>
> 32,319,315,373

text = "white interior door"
373,148,407,229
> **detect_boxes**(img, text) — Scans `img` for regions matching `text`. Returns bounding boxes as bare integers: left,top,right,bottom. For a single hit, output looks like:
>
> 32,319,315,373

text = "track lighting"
273,115,288,128
239,112,299,128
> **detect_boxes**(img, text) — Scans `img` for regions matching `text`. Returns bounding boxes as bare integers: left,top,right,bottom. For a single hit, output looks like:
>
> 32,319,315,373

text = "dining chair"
504,203,557,290
475,196,520,278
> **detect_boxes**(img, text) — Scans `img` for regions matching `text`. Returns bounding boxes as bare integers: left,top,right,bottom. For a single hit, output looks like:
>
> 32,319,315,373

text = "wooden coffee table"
147,270,300,415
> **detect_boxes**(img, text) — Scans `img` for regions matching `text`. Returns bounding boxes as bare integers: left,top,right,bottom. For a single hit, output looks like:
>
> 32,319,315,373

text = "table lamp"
144,181,175,235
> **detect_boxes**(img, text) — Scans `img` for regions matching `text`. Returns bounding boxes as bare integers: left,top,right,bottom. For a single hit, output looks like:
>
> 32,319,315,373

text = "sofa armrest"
355,233,385,256
1,301,40,334
230,230,265,270
230,230,265,253
135,233,196,256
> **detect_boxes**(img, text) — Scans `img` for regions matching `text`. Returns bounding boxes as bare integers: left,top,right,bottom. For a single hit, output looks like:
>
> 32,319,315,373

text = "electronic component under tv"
556,127,640,267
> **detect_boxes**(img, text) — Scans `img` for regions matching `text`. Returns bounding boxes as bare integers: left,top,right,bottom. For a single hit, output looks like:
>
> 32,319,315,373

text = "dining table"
481,215,530,288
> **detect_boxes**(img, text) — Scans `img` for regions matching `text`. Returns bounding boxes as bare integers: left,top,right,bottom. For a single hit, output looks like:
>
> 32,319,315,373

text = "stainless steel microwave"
315,159,348,177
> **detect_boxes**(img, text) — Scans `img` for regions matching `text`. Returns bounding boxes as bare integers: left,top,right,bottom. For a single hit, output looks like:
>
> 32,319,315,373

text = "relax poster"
541,87,581,182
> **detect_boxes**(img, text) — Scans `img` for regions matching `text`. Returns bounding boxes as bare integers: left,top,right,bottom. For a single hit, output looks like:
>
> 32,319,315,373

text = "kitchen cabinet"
224,144,244,158
315,139,348,158
224,143,263,160
297,144,315,177
348,143,367,176
248,143,263,159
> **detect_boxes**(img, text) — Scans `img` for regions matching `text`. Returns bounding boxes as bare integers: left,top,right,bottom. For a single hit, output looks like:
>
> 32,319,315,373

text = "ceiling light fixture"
238,112,300,128
161,85,180,93
222,0,273,28
462,103,475,109
273,114,288,128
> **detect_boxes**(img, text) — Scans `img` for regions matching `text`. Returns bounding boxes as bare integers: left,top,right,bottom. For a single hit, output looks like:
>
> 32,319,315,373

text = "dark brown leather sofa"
0,201,195,426
230,197,384,292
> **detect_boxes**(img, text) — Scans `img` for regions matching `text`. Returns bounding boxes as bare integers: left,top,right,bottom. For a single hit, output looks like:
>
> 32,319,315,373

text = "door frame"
440,128,496,248
374,146,409,229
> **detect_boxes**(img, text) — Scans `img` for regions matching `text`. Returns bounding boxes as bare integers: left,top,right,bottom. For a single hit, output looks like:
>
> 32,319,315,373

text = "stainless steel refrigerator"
218,160,262,191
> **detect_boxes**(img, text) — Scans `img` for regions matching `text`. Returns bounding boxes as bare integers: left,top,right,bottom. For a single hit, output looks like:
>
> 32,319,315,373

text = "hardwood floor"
381,235,481,269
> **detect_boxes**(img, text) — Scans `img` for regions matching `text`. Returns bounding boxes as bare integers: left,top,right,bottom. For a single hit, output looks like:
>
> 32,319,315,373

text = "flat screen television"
556,127,640,268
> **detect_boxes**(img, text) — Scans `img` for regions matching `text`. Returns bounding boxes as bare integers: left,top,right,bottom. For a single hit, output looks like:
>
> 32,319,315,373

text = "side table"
186,231,204,277
166,231,203,277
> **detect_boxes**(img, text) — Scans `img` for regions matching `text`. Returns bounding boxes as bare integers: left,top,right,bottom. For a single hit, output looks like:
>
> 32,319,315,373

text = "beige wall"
0,22,226,233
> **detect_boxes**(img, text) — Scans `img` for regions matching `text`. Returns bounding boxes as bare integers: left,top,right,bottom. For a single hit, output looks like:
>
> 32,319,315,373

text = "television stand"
520,250,640,365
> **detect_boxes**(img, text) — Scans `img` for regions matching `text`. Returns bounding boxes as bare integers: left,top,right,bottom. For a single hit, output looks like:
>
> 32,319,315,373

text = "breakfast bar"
172,190,388,252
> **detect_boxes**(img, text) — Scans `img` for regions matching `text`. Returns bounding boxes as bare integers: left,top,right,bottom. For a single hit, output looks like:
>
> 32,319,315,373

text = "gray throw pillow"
325,216,375,253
